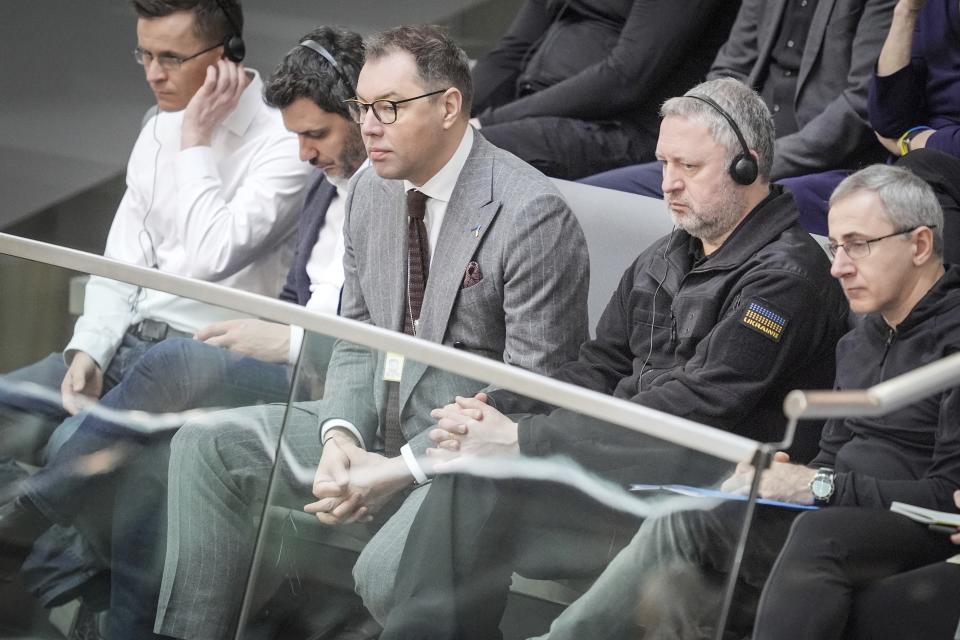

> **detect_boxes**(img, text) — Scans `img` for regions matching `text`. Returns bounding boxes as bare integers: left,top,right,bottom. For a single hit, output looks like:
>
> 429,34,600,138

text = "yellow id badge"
384,352,405,382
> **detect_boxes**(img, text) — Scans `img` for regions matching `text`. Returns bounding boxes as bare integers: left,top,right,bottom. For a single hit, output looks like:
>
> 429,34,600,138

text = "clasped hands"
425,392,521,470
304,433,412,525
304,393,520,525
721,451,817,505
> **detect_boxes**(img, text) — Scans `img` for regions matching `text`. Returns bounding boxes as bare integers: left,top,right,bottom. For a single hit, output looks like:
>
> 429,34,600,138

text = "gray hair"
830,164,943,257
364,25,473,114
661,78,775,181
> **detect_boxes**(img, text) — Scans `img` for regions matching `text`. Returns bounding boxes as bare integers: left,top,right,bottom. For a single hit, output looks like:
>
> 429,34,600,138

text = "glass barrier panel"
0,254,297,639
233,328,772,640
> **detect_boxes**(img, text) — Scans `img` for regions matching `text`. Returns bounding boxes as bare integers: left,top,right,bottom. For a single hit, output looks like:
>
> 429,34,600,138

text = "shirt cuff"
288,325,305,365
400,444,429,485
320,418,365,449
63,330,118,371
175,144,217,182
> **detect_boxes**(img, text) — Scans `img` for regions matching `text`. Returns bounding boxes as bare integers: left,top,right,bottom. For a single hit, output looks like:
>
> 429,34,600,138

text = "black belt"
128,319,192,343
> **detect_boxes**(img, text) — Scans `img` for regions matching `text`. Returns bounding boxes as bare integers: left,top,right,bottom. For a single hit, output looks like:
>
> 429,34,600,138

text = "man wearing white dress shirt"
0,0,310,461
0,24,368,640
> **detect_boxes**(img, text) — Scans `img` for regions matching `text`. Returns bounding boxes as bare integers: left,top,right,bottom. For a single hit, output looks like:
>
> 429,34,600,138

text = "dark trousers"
480,117,656,181
579,160,663,197
754,507,960,640
380,474,643,640
759,149,960,251
20,338,290,639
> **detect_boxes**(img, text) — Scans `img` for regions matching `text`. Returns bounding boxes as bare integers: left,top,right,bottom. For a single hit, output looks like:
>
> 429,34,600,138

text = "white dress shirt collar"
221,69,264,137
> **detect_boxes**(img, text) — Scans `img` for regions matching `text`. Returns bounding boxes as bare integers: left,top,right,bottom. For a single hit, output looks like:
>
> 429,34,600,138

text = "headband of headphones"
299,39,356,95
684,93,759,185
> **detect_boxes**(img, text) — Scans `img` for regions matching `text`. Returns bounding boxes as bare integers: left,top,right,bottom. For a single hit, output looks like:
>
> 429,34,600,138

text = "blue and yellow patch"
740,300,788,342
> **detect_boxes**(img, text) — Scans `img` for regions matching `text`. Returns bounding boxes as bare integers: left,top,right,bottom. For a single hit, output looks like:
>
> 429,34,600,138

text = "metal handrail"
783,351,960,420
0,232,760,464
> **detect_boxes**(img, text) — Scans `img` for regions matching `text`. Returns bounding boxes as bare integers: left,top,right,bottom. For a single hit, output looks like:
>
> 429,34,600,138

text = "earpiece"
212,0,245,62
638,227,676,376
685,94,758,186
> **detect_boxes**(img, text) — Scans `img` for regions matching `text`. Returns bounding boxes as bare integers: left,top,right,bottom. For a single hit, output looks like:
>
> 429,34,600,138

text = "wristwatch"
809,467,836,505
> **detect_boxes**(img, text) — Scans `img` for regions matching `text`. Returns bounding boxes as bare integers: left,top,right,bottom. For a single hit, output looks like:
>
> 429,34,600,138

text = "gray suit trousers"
155,401,430,640
155,402,321,639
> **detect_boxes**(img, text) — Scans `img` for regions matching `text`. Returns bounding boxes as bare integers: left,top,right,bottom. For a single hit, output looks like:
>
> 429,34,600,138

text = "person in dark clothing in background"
469,0,739,179
530,164,960,640
584,0,896,210
780,0,960,259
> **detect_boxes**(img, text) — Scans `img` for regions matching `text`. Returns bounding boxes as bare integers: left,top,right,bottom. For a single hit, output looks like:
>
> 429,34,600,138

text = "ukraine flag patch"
740,300,788,342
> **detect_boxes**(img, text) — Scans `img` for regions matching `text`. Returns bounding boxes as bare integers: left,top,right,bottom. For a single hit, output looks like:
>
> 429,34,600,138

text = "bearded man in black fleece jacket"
519,164,960,640
364,78,850,640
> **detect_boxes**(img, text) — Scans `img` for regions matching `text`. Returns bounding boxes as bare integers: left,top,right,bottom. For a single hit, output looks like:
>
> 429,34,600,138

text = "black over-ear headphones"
298,39,356,96
212,0,245,62
684,94,758,186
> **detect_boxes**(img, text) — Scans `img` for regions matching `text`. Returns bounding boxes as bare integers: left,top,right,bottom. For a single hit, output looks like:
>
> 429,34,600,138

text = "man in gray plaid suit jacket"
152,25,589,640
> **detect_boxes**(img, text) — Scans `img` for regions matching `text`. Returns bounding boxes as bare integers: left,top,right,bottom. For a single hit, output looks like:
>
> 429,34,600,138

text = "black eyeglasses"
344,89,448,125
133,43,221,71
828,225,936,260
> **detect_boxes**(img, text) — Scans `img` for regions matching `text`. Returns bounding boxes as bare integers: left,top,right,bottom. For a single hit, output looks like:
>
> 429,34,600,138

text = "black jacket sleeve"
869,59,928,140
477,0,727,125
826,388,960,512
472,0,555,114
519,267,836,457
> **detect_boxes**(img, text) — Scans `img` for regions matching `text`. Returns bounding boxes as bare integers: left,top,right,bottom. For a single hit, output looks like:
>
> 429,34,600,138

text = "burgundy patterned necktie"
403,189,430,335
384,189,430,457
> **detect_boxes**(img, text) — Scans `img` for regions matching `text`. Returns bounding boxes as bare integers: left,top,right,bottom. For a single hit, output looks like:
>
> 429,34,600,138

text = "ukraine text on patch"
740,300,787,342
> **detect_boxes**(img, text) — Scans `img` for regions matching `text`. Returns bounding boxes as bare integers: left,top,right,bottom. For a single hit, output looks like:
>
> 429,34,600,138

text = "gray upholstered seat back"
551,179,674,336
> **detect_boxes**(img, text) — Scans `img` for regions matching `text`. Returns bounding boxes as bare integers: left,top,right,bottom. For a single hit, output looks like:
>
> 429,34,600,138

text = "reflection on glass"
0,257,296,638
0,261,768,639
231,329,760,640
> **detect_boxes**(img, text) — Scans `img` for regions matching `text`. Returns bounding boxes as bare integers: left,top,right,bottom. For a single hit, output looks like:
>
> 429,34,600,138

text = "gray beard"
672,181,747,245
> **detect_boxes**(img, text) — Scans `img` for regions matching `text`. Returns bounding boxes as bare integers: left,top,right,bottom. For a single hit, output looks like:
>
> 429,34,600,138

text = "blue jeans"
19,338,290,640
24,337,290,522
580,160,664,198
0,335,155,464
